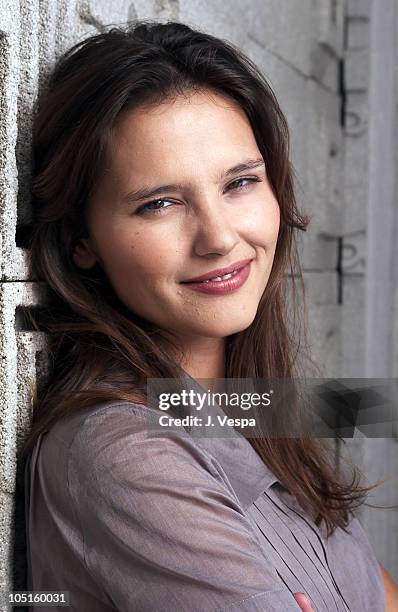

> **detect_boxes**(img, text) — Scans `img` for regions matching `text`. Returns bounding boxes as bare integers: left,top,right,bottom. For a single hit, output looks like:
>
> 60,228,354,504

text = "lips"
181,258,254,283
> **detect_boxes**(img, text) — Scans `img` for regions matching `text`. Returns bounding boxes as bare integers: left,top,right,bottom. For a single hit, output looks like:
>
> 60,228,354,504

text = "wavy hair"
22,19,379,537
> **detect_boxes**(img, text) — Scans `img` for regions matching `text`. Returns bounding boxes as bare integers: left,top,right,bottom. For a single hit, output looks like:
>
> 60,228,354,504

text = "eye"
225,176,262,193
134,199,175,215
134,176,262,216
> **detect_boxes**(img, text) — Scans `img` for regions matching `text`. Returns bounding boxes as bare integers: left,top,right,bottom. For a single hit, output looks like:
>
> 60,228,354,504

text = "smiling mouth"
188,268,241,283
179,261,252,294
180,258,253,284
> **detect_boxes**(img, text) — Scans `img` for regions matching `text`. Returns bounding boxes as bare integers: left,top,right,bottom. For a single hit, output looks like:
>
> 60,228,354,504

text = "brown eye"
226,177,261,192
135,199,174,215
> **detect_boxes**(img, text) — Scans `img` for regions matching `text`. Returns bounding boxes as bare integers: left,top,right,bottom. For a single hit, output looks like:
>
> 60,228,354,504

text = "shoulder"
67,400,229,490
345,513,382,562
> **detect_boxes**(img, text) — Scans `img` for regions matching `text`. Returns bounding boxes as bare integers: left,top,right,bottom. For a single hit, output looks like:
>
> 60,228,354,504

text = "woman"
22,20,397,611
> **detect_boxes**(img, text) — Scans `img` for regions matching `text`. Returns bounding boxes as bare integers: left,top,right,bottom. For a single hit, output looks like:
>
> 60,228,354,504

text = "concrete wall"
341,0,398,582
0,0,396,605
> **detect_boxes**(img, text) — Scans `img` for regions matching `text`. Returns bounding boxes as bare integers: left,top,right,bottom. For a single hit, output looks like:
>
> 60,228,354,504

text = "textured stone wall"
0,0,396,606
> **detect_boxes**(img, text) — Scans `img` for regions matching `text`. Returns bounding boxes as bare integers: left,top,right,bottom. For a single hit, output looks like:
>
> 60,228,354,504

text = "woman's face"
73,89,280,343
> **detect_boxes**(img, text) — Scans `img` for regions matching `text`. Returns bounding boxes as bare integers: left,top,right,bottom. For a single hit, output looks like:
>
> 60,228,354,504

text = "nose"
191,199,240,257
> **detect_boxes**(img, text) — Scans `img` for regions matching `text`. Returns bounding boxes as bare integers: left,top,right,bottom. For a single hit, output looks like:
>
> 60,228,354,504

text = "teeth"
202,269,238,283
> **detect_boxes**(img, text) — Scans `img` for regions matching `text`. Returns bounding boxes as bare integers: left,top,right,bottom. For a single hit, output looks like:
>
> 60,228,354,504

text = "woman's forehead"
105,92,258,174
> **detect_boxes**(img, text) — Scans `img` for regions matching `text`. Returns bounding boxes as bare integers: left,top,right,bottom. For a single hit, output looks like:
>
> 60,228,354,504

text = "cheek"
242,197,280,246
103,224,180,284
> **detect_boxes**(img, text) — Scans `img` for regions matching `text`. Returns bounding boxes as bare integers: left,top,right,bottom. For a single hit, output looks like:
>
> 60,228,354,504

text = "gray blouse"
25,374,385,611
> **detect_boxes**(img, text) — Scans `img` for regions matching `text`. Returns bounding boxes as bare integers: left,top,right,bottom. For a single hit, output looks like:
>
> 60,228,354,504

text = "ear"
72,237,99,270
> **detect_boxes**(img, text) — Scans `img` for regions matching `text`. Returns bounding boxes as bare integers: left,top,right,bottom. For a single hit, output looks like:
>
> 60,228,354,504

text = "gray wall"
341,0,398,583
0,0,397,605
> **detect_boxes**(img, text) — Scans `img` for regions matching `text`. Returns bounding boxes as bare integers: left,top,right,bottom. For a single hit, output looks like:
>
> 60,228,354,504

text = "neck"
154,328,227,386
180,337,226,381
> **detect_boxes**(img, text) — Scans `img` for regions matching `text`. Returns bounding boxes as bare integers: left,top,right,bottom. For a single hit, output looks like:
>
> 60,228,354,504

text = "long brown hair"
22,19,379,537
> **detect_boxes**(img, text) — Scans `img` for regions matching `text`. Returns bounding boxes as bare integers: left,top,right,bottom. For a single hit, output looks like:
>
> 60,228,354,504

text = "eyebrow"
121,157,265,204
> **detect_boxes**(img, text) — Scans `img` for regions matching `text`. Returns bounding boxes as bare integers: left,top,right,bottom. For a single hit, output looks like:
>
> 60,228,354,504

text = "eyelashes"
227,176,262,193
134,176,263,216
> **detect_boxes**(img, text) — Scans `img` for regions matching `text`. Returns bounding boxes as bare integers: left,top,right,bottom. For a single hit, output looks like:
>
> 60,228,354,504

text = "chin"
189,311,257,338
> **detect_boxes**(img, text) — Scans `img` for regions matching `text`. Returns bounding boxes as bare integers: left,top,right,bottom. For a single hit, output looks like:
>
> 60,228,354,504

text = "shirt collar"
176,367,281,510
